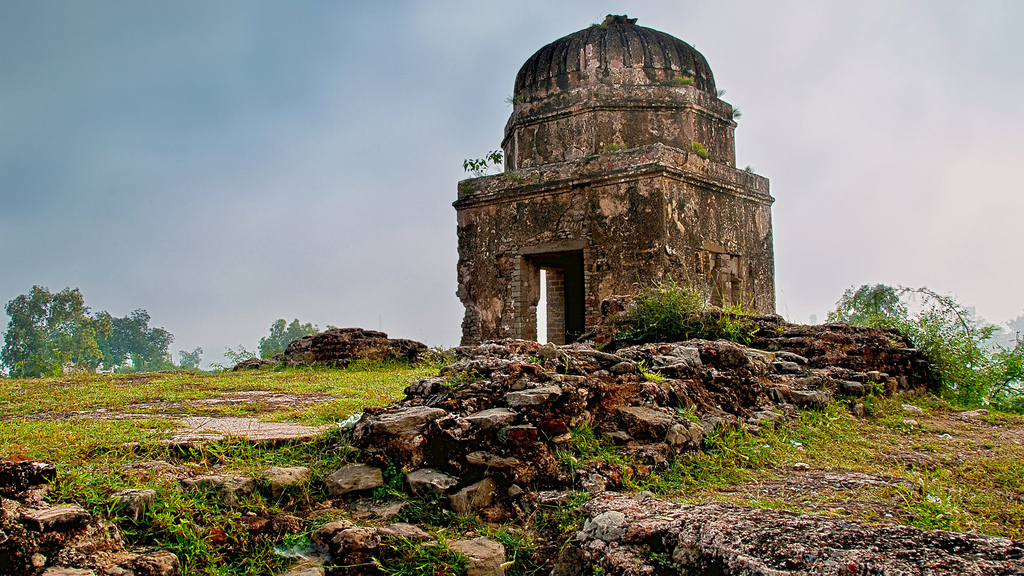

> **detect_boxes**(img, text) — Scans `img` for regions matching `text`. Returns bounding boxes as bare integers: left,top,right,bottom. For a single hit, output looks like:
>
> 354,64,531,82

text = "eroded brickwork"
456,16,775,345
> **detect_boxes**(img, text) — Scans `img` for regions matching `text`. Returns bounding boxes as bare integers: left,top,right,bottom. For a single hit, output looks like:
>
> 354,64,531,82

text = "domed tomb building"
455,15,775,346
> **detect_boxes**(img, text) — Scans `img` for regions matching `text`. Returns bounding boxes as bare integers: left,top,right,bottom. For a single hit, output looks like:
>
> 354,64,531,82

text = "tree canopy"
259,318,318,358
1,286,174,377
95,309,174,371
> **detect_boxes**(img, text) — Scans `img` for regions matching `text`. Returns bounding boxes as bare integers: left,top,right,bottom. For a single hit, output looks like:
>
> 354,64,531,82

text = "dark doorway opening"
529,251,585,344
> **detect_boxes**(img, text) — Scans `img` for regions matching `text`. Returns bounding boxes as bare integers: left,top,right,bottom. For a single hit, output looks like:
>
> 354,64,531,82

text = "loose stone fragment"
112,488,157,521
325,464,383,496
406,468,458,494
790,390,831,408
464,408,518,429
840,380,871,396
466,452,521,468
369,406,448,435
377,523,432,541
131,551,181,576
263,466,311,497
449,478,496,513
504,386,562,407
180,475,254,506
0,459,57,495
22,504,90,532
449,537,507,576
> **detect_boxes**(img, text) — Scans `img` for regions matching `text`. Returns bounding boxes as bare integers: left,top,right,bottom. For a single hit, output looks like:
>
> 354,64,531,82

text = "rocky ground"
1,321,1022,575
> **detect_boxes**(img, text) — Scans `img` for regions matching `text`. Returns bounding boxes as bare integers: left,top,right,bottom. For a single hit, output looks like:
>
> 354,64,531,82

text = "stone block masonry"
455,16,774,345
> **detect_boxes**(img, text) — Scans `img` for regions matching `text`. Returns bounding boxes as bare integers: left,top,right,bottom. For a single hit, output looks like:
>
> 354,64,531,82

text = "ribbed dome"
514,15,716,96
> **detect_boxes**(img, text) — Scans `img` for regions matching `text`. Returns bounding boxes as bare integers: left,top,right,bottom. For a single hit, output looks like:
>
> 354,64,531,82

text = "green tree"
259,318,319,358
177,347,203,370
829,284,1024,407
828,284,906,328
1,286,105,377
95,309,174,372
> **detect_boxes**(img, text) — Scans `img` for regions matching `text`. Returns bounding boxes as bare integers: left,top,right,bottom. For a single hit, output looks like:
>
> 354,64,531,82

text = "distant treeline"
0,285,194,377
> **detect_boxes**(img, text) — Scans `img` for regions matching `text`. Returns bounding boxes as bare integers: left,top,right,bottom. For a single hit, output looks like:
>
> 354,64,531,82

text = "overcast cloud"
2,1,1022,366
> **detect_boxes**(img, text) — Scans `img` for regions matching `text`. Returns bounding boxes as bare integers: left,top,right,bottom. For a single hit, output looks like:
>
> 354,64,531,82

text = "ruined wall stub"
455,15,775,346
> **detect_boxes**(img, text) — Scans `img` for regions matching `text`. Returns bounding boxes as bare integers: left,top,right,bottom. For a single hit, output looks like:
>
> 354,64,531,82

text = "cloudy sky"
2,1,1022,366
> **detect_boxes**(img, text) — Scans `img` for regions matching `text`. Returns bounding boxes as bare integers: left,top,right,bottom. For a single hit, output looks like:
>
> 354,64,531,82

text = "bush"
829,285,1024,407
613,281,758,346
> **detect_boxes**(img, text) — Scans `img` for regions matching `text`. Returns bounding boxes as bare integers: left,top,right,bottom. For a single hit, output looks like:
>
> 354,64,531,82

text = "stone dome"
513,15,716,98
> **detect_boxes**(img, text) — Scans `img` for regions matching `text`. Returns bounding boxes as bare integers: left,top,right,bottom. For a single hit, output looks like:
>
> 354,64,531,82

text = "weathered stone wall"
456,144,773,345
503,87,737,168
456,17,775,346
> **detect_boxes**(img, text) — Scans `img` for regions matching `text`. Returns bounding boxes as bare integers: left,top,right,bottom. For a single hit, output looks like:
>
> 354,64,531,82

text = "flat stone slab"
165,416,323,446
22,504,91,532
555,493,1024,575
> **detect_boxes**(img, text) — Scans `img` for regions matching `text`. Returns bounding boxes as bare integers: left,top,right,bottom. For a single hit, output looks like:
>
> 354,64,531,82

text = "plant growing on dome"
672,76,694,86
603,141,627,152
462,150,503,177
689,142,709,159
730,107,743,120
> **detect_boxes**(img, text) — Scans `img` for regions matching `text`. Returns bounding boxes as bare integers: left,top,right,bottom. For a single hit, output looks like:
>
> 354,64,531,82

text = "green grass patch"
0,360,437,422
612,281,758,346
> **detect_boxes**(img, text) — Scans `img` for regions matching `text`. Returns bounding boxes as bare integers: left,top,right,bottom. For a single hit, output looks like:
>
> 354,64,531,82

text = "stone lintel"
520,240,588,256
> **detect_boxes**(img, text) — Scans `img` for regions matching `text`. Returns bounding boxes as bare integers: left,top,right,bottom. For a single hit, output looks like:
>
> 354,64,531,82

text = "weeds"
612,280,758,346
463,150,504,177
689,142,709,159
672,76,694,86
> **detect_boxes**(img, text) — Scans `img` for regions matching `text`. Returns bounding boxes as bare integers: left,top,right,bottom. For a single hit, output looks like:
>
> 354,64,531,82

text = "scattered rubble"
0,457,179,576
6,315,1022,574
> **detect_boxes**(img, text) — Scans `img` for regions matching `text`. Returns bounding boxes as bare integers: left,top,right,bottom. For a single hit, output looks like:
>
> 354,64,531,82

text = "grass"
0,360,437,425
627,396,1024,538
1,361,1023,573
0,360,439,576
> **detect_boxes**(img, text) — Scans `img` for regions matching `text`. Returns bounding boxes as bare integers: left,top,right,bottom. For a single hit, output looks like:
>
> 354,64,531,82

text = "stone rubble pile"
233,328,427,371
0,458,179,576
347,326,930,525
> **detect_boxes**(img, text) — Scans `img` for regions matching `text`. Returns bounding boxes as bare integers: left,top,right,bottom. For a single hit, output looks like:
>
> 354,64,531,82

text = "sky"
2,1,1022,367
